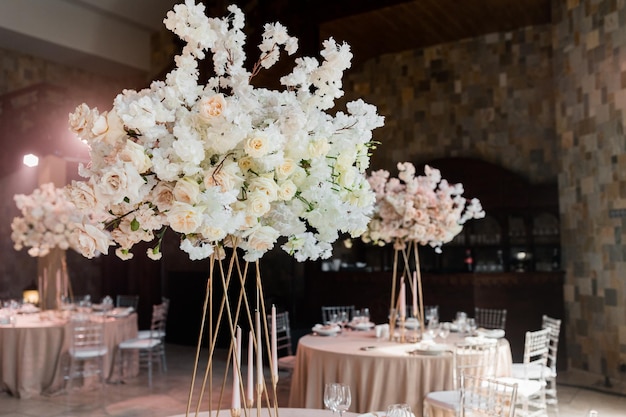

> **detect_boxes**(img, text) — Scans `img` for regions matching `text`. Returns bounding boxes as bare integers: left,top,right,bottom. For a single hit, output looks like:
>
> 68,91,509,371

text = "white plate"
403,319,420,329
19,305,40,314
312,324,340,336
350,321,375,330
476,328,505,339
105,307,133,318
358,411,416,417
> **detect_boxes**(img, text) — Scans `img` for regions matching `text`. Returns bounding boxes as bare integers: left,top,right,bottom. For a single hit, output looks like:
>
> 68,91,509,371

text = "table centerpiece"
362,162,485,341
64,1,384,416
11,182,85,310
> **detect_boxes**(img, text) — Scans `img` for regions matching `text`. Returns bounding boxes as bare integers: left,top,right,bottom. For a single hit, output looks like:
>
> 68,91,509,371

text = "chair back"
519,328,550,381
321,305,355,323
460,374,518,417
149,302,168,339
117,294,139,310
268,310,293,357
541,315,561,373
453,340,498,388
69,316,106,357
474,307,507,330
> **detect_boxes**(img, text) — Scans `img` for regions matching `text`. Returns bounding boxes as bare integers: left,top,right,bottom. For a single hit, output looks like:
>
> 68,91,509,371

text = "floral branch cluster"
66,1,384,262
11,183,85,257
363,162,485,252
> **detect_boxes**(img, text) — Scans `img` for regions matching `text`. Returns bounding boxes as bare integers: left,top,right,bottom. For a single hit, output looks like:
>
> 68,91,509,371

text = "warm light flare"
23,154,39,167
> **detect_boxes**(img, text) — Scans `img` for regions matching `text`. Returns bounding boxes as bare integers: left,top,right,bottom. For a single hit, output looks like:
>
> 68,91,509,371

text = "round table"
0,311,138,398
288,329,512,416
168,408,358,417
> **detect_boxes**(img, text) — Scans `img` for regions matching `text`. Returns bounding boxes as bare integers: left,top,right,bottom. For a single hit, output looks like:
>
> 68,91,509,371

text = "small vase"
36,247,69,310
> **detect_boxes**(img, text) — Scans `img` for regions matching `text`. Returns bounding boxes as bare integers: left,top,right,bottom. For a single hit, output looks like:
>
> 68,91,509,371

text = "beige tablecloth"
0,312,138,398
288,330,512,416
168,408,358,417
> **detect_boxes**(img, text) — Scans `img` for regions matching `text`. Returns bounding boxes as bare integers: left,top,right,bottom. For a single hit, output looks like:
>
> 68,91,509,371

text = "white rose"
119,140,152,173
238,156,255,172
151,182,175,211
167,202,204,234
197,93,226,121
66,181,98,212
91,109,127,146
68,103,96,139
244,134,270,158
308,138,330,158
74,223,111,259
274,158,296,180
95,163,144,205
248,176,279,201
337,167,356,188
245,225,279,252
246,192,271,217
174,177,201,204
204,161,243,193
198,225,227,242
278,180,297,200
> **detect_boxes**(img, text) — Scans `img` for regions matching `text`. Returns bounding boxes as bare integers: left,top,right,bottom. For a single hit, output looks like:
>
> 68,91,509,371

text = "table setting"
0,297,139,398
289,318,512,415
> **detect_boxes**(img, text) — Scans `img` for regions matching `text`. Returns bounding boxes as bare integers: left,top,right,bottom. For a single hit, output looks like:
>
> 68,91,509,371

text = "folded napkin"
374,323,389,338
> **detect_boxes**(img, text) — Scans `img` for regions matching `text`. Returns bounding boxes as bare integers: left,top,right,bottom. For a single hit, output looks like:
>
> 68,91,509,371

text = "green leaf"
130,218,140,231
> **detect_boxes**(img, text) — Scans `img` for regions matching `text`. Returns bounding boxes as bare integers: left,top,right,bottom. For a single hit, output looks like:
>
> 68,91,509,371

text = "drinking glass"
324,382,339,414
386,403,412,417
362,308,370,323
335,384,351,416
339,312,349,331
467,318,477,335
438,322,450,341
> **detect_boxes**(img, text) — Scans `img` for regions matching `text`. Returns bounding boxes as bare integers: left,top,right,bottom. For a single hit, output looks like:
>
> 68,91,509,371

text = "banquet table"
288,328,512,416
168,408,358,417
0,311,138,398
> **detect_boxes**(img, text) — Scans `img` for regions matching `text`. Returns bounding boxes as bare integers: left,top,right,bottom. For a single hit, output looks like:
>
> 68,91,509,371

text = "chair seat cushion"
70,347,108,359
277,355,296,370
497,377,544,398
137,330,166,339
119,338,161,349
511,363,555,380
424,390,460,411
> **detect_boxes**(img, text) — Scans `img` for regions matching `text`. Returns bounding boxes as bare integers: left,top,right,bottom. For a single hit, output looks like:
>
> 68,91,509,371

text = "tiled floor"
0,343,624,417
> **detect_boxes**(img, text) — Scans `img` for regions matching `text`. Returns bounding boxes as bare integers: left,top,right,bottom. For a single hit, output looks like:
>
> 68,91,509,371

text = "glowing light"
23,154,39,167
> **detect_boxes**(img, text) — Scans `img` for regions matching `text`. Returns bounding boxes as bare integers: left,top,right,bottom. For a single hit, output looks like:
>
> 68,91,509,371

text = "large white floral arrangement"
66,0,384,262
363,162,485,252
11,183,83,257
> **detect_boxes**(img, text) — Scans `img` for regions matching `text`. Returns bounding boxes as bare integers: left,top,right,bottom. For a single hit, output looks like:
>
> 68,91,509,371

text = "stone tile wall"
341,25,558,184
553,0,626,377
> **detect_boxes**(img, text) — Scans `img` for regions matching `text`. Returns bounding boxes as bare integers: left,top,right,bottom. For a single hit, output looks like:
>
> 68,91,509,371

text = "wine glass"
324,382,339,414
339,311,349,332
438,322,450,342
335,384,351,416
467,318,477,335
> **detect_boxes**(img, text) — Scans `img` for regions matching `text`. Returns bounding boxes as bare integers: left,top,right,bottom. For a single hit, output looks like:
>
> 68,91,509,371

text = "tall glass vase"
36,247,70,310
389,240,425,342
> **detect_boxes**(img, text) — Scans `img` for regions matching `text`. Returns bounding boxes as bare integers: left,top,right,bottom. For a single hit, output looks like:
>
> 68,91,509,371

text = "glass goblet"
387,403,412,417
324,382,339,414
438,322,450,340
335,384,351,416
